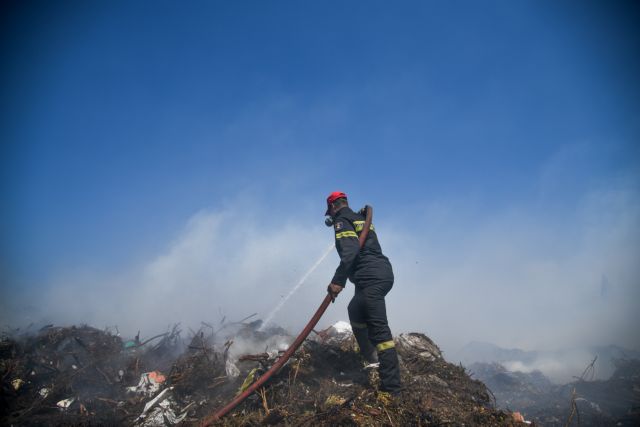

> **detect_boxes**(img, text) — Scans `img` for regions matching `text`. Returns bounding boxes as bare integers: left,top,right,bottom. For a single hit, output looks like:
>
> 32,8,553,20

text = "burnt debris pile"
469,359,640,426
2,321,523,426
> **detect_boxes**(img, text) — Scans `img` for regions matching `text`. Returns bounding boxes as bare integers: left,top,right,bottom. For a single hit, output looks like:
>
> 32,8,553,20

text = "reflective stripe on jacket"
331,206,393,286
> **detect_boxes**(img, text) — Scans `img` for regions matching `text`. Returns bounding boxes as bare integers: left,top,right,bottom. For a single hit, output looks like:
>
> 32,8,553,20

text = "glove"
358,205,369,217
327,283,343,302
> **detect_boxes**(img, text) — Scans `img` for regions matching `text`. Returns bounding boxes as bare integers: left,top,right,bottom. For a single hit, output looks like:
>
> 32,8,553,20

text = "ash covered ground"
1,318,637,426
1,319,518,426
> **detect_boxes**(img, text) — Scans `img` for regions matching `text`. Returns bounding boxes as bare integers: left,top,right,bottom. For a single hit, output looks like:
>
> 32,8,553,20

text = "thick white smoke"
3,176,639,383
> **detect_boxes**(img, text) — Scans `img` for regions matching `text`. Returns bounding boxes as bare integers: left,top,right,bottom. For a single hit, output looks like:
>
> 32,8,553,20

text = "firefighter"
324,191,402,394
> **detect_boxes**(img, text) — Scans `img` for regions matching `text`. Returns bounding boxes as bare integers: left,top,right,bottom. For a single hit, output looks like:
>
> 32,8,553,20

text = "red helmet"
325,191,347,215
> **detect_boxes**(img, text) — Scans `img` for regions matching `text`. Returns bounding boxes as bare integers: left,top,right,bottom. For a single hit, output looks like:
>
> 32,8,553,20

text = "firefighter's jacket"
331,206,394,287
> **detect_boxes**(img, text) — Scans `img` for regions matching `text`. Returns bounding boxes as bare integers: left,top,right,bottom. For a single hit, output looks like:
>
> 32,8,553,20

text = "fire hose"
199,206,373,426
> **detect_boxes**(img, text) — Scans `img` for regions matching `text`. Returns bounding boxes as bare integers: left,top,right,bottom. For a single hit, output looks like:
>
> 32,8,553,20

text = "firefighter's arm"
330,219,360,286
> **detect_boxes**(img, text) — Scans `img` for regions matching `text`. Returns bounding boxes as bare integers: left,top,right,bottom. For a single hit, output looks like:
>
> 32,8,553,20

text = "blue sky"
1,1,639,357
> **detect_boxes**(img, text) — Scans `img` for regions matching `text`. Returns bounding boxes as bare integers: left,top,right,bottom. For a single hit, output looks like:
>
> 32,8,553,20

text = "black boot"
378,347,402,393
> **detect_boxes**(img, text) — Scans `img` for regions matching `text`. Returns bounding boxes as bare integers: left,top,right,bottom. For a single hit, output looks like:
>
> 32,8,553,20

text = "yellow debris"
376,391,393,405
237,368,259,395
325,394,347,406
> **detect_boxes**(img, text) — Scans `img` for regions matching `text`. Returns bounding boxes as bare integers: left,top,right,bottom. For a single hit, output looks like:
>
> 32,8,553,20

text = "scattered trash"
136,388,193,426
139,398,191,426
376,390,394,405
313,320,353,344
56,397,75,410
137,387,172,420
396,332,442,361
512,411,525,422
325,394,347,406
127,371,167,397
1,321,637,426
238,367,260,394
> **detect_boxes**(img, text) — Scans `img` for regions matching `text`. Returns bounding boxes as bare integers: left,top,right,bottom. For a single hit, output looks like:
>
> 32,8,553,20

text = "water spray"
200,206,373,425
259,243,335,331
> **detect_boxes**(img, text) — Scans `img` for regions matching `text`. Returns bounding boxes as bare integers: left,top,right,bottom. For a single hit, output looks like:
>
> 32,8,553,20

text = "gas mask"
325,216,334,227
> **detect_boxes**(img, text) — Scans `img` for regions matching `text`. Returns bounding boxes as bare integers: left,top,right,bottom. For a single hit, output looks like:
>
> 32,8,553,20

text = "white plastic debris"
135,387,193,426
127,371,167,397
39,387,50,398
139,387,172,418
57,397,75,410
332,321,353,334
316,320,354,345
160,400,193,425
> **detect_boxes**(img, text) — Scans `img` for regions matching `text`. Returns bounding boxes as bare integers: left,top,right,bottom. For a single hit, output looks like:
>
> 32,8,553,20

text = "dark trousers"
348,280,402,392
